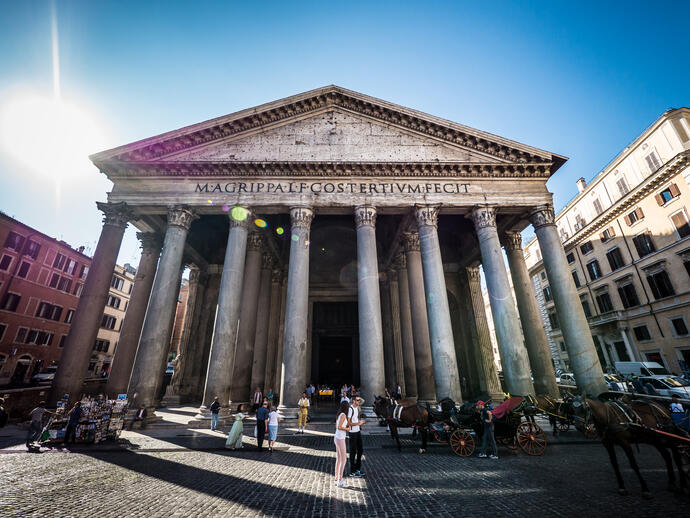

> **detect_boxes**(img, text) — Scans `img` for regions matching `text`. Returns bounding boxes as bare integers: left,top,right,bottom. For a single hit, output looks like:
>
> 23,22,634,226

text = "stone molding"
206,264,223,275
261,252,275,269
402,231,420,252
414,204,439,228
136,231,163,252
393,252,407,270
470,206,497,230
167,205,198,230
289,206,314,229
503,231,523,251
188,267,201,284
97,201,134,228
271,268,283,283
247,232,264,251
528,205,556,230
354,206,377,228
466,266,481,284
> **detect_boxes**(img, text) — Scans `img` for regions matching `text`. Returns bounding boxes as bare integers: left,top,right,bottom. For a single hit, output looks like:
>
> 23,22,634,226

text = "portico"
50,85,608,411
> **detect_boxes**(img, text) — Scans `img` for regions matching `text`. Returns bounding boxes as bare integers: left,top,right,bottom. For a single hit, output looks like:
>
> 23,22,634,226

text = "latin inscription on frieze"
194,181,473,196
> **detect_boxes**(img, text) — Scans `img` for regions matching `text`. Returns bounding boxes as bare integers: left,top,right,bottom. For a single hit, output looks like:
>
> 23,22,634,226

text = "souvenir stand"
41,396,129,445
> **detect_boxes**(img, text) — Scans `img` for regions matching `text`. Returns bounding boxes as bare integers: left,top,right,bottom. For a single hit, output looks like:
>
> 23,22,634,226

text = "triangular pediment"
165,110,494,163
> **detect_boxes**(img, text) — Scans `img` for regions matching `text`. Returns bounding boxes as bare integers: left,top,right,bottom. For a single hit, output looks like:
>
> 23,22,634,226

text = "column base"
277,405,299,419
188,406,234,427
159,385,181,408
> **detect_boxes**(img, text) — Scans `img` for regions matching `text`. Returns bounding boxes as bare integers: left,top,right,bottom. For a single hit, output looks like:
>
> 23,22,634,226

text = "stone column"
170,265,203,393
106,232,162,398
355,206,386,406
263,268,283,393
127,206,197,409
403,230,436,402
471,206,534,397
530,205,607,396
380,277,397,390
504,231,560,398
191,266,222,401
415,205,463,402
50,202,133,406
464,266,503,400
201,212,250,408
274,271,288,398
278,207,314,417
387,269,406,394
250,253,274,394
395,253,417,398
230,231,264,404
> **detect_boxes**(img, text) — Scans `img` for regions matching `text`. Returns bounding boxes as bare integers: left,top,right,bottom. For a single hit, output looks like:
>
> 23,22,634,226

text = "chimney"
576,177,587,193
77,246,85,253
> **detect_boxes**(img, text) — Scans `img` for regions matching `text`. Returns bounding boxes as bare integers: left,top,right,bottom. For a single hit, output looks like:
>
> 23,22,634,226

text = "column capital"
289,206,314,229
206,264,223,275
228,206,252,228
387,268,398,282
262,252,275,269
402,231,420,252
503,231,523,252
97,201,135,228
354,205,377,228
466,265,481,283
167,205,198,230
247,231,264,251
469,206,497,230
136,232,163,253
414,204,440,228
188,266,201,284
528,205,556,230
271,268,283,283
393,252,407,270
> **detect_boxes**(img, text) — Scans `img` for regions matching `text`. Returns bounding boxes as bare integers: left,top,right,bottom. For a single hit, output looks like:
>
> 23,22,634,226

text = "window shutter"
669,183,681,197
655,193,665,206
599,231,606,241
635,207,644,219
608,226,615,237
624,214,632,226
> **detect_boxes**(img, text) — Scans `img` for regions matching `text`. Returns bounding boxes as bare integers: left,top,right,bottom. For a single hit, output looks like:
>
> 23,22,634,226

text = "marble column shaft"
191,267,221,401
50,202,133,406
380,278,397,390
170,266,203,393
279,207,314,416
471,206,534,397
504,231,560,397
230,232,264,403
355,206,386,405
415,205,463,402
274,272,288,400
106,232,162,398
530,206,608,396
128,206,197,408
387,271,406,394
263,269,283,393
403,230,436,402
395,253,418,398
250,254,274,394
202,214,250,408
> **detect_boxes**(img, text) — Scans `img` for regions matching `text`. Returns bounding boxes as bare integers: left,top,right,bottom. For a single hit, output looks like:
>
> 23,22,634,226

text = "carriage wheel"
450,429,475,457
434,431,448,444
516,422,547,456
556,419,570,432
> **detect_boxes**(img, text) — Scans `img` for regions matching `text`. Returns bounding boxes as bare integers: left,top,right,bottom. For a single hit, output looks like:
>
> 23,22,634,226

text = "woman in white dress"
333,400,351,487
225,404,246,450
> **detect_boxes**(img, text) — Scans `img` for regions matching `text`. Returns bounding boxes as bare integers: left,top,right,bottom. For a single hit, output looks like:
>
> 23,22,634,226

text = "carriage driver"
476,401,498,460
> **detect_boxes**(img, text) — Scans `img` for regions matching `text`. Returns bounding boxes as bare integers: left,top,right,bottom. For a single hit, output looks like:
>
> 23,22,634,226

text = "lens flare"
254,218,267,228
291,234,299,242
276,227,284,235
222,204,230,213
230,206,249,222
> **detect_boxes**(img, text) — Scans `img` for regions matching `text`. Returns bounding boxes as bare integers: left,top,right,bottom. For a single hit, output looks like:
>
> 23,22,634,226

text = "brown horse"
373,396,429,453
574,396,687,498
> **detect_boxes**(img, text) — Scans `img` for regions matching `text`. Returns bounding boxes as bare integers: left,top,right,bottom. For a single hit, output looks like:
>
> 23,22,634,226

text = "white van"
615,361,670,377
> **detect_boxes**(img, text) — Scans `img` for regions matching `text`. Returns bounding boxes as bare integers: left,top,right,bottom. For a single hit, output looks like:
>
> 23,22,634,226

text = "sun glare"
0,93,105,181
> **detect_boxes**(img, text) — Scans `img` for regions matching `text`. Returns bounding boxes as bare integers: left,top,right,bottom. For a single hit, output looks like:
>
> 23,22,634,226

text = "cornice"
97,160,553,179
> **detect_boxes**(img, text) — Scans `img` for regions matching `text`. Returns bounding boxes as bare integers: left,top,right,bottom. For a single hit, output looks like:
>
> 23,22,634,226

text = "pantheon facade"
50,86,608,414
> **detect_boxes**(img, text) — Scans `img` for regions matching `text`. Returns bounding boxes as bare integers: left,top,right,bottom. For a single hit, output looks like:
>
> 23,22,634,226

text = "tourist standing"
297,392,310,434
347,395,365,477
395,384,402,400
65,401,82,444
334,400,350,488
477,401,498,459
210,396,221,431
225,404,246,450
268,406,280,452
26,401,50,449
252,387,263,414
267,388,275,407
256,400,270,451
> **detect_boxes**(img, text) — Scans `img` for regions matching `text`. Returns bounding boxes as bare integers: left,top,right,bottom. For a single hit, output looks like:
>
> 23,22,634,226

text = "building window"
79,264,89,279
111,275,124,291
587,259,603,281
655,183,681,205
0,292,21,312
632,232,656,258
542,286,552,302
106,295,121,309
566,252,575,264
596,291,614,313
15,327,27,343
63,259,77,275
617,283,640,309
73,283,84,297
48,273,60,288
4,231,24,252
57,277,72,293
671,317,689,337
548,311,560,330
64,309,75,324
646,270,675,299
540,271,546,281
593,197,604,216
53,253,66,270
645,150,662,173
625,207,644,226
559,341,566,352
127,283,133,294
633,325,652,342
26,240,40,260
600,226,616,243
93,339,110,352
58,335,67,348
0,254,12,271
574,213,586,231
606,247,625,271
616,176,630,197
17,261,31,278
572,270,581,288
36,302,63,322
581,299,592,318
560,228,569,241
0,323,6,341
101,314,117,330
670,209,690,239
580,241,594,255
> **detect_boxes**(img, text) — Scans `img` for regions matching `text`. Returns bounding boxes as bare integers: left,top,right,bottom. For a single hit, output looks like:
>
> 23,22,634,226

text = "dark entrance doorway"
311,301,359,389
317,336,354,387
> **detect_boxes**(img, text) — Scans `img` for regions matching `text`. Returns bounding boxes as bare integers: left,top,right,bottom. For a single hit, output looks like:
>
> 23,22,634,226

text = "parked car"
31,365,58,384
638,376,690,398
604,374,627,392
615,361,670,377
558,373,576,386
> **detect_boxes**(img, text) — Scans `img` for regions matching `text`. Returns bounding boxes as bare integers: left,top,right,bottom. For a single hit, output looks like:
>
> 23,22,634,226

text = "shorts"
268,425,278,441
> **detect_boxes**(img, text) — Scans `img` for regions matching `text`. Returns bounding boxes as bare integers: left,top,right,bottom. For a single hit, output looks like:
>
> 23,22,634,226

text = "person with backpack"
347,394,366,477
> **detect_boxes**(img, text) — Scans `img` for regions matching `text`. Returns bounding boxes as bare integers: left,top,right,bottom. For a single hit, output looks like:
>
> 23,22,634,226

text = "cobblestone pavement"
1,431,687,517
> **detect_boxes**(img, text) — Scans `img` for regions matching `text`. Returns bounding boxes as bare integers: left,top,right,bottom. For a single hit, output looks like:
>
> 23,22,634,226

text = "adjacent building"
525,108,690,375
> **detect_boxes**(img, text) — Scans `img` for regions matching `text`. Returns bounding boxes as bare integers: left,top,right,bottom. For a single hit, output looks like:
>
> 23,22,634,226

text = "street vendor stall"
41,396,128,445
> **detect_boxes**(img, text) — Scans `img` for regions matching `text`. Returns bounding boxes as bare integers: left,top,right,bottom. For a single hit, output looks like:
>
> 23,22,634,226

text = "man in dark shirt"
209,397,221,431
255,400,270,451
65,401,82,444
476,401,498,459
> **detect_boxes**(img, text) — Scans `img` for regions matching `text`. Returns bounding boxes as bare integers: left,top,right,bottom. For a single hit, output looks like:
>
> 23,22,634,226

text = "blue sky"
0,0,688,266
